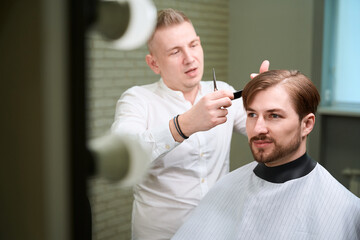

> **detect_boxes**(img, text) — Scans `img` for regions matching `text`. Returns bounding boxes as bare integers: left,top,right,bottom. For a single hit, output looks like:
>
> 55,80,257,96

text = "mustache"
250,135,275,143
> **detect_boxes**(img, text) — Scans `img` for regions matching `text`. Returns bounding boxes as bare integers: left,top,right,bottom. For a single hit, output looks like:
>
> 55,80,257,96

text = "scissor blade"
212,68,218,91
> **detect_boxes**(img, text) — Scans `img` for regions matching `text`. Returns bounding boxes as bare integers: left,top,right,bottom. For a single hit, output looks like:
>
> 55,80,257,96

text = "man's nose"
254,117,268,134
183,49,195,64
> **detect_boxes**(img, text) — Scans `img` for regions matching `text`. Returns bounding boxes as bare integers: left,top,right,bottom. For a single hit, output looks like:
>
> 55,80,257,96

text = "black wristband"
173,116,182,138
174,114,189,139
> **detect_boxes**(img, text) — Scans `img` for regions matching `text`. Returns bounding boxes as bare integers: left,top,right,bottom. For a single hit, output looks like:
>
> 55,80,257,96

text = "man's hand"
250,60,270,79
169,90,233,142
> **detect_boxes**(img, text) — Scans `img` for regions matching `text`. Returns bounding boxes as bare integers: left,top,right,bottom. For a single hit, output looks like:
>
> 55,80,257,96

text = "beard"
249,129,302,164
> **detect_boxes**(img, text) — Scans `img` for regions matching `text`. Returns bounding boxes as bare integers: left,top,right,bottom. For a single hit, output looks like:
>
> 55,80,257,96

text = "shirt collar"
158,78,205,103
253,153,317,183
158,78,183,99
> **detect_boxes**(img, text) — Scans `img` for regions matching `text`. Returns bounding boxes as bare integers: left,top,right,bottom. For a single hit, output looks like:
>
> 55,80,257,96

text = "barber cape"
172,154,360,240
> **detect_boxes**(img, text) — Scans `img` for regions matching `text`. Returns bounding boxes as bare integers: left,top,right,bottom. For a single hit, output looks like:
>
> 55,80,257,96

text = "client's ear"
301,113,315,137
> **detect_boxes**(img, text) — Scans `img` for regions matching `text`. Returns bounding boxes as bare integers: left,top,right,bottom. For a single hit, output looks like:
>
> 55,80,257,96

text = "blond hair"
147,8,192,52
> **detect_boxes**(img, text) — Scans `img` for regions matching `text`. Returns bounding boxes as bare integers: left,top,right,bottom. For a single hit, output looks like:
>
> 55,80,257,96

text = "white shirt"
172,155,360,240
111,79,247,240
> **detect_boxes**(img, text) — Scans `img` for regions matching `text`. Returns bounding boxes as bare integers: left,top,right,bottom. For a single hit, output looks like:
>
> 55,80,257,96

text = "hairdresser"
111,8,269,240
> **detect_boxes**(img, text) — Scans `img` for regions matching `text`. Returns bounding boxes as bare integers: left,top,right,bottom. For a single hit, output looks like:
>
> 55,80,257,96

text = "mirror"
86,1,359,239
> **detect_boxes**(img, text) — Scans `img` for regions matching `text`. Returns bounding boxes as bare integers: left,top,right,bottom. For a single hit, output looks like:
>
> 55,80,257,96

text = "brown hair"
242,70,320,120
147,8,192,52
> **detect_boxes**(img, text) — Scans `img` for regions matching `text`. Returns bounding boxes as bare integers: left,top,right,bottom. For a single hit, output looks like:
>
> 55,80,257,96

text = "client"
172,69,360,240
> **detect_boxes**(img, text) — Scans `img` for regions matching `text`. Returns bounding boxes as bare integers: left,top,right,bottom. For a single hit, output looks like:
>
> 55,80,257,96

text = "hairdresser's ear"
301,113,315,137
146,54,160,74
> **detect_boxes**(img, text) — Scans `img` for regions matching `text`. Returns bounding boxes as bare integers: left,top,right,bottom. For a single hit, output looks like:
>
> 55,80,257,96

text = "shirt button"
200,152,204,157
201,178,205,183
165,144,170,149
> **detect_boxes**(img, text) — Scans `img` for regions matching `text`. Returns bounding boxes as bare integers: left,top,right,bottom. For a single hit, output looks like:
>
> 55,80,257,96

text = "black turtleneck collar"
253,153,317,183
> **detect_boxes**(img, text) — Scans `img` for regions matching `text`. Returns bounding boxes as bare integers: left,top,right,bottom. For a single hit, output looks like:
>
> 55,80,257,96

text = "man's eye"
270,114,280,118
191,43,198,48
171,50,179,55
248,113,256,118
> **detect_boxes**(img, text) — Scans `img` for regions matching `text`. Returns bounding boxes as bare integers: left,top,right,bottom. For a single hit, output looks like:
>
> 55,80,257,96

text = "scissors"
212,68,243,100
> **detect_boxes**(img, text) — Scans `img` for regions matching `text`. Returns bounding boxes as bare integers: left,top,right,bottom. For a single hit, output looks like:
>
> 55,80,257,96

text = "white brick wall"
87,0,229,239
